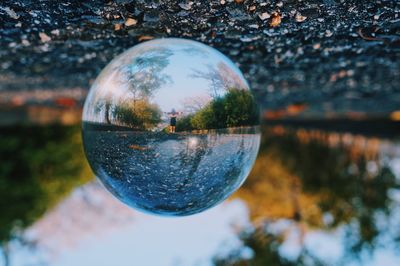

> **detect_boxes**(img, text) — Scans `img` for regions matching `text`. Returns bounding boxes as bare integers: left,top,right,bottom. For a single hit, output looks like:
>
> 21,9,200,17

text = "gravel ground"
82,129,260,215
1,0,399,116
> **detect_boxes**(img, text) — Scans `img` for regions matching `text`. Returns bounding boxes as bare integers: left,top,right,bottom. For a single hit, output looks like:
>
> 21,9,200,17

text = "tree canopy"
177,89,259,131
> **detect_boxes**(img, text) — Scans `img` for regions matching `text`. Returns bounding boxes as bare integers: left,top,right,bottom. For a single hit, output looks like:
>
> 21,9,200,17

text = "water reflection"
0,125,92,265
82,38,261,215
1,124,399,265
215,126,400,266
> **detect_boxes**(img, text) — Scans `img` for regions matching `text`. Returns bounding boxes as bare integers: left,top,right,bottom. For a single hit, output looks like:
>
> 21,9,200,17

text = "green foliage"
112,100,162,129
190,103,219,130
176,114,194,132
97,47,173,125
224,89,259,127
0,125,92,243
179,89,259,131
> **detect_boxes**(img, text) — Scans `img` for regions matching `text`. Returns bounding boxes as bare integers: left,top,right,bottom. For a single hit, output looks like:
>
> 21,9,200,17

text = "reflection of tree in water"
95,48,173,126
215,127,399,265
0,125,92,265
214,225,329,266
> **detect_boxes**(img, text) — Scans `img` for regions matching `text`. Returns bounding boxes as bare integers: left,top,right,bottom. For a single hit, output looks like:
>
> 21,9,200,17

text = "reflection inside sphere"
82,38,261,216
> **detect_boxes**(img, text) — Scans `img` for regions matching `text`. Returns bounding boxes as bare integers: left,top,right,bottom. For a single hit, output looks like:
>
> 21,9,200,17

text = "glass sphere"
82,38,260,216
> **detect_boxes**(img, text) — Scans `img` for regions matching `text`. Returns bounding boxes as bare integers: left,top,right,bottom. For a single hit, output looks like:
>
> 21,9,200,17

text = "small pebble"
3,7,19,19
138,35,154,41
124,18,137,27
269,12,281,27
114,24,122,31
258,12,270,20
179,2,193,11
51,29,60,35
313,43,321,49
295,12,307,22
39,32,51,42
21,39,30,46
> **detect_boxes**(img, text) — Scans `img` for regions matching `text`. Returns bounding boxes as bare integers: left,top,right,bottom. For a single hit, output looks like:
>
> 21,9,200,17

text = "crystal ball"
82,38,260,216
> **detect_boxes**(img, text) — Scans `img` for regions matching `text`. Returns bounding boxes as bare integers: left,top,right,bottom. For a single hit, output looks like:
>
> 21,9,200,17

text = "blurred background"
1,0,400,265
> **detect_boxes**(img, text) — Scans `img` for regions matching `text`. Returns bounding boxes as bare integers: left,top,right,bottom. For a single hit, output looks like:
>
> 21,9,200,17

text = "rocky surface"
83,129,260,215
1,0,399,116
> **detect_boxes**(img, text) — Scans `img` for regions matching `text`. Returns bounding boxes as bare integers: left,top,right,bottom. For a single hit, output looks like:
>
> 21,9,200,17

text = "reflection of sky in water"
275,222,400,265
11,182,250,266
11,183,400,266
273,139,400,266
55,202,247,266
7,134,400,266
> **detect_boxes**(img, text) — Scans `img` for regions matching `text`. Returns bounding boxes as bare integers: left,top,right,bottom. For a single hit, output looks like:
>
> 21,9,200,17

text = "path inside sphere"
82,127,260,215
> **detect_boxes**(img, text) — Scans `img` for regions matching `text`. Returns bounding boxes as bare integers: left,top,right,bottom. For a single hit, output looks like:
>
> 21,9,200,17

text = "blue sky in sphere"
153,40,248,113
